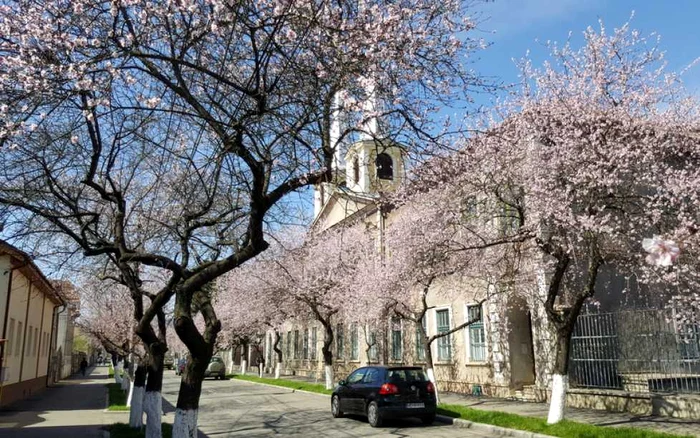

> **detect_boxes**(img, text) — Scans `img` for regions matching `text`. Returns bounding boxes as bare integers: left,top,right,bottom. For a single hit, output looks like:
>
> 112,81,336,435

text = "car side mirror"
338,379,347,386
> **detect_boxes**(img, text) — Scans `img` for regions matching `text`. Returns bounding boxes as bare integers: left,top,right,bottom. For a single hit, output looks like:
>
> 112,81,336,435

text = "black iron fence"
569,309,700,393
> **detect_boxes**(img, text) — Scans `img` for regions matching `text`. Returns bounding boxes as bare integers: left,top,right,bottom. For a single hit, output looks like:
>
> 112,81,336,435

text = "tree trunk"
547,328,572,424
172,286,220,438
172,350,211,438
273,331,282,379
144,352,164,438
129,364,147,428
420,323,440,404
321,323,334,390
240,342,248,375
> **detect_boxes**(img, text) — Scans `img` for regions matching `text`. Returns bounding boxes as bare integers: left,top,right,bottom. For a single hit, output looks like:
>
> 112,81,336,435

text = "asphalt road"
160,372,489,438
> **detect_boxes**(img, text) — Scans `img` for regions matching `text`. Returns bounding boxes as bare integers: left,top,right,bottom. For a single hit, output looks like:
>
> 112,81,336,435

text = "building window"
310,327,317,360
286,331,292,359
375,153,393,180
336,324,344,360
15,321,22,356
34,327,39,356
467,304,486,362
27,325,33,357
303,329,309,360
436,309,452,361
350,325,359,360
7,318,15,358
678,323,700,360
267,333,272,364
416,317,426,361
294,330,300,359
391,317,402,361
369,331,379,362
352,157,360,185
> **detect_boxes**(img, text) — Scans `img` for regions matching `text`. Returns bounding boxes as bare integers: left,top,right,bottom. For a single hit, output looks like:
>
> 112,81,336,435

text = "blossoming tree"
0,1,490,436
456,21,700,423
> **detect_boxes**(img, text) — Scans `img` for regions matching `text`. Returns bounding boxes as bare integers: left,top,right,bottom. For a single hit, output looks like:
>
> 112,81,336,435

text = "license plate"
406,403,425,409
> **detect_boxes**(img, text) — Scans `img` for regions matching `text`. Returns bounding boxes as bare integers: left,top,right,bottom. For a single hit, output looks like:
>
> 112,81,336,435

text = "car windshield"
211,357,223,363
387,368,428,383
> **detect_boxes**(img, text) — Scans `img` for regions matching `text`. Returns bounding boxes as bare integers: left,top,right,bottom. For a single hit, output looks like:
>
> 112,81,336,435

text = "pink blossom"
642,236,680,267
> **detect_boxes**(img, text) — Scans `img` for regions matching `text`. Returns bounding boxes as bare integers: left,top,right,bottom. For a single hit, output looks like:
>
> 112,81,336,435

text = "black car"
331,366,436,427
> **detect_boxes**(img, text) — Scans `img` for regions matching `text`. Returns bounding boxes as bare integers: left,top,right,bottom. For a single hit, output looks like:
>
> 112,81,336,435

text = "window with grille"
6,318,14,359
15,321,23,356
303,329,309,359
391,318,402,361
436,309,452,361
467,304,486,362
336,324,344,359
310,327,317,360
294,330,300,359
27,326,33,357
350,325,359,360
369,331,378,362
416,317,426,361
286,331,291,359
678,323,700,360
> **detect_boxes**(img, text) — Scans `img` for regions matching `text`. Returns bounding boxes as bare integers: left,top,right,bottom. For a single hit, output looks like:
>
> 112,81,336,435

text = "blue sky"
470,0,700,96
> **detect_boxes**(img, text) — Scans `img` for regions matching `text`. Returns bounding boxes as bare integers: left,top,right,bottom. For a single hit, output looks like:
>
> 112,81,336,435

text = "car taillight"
426,382,435,393
378,383,399,395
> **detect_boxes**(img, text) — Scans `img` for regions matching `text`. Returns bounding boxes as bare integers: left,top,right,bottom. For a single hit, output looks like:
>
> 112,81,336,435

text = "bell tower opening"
375,153,394,180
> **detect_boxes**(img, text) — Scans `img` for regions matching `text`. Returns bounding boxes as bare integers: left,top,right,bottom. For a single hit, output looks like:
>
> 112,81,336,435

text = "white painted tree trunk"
274,362,282,379
258,363,263,378
144,391,162,438
173,408,198,438
324,365,333,390
426,367,440,404
127,380,134,407
547,374,568,424
121,374,131,392
240,359,247,376
128,386,145,428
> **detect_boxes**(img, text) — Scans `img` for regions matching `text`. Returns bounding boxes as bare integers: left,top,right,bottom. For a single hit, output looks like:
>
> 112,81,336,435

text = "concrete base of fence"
566,388,700,420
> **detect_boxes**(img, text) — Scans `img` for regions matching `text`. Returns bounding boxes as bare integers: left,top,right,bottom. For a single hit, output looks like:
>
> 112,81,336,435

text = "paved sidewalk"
0,365,127,437
439,392,700,438
249,371,700,437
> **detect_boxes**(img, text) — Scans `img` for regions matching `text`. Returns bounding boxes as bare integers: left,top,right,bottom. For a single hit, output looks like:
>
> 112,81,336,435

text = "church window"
352,157,360,185
376,153,393,180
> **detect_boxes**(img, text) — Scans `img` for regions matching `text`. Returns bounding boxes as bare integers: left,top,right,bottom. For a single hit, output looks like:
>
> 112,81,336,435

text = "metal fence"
569,309,700,394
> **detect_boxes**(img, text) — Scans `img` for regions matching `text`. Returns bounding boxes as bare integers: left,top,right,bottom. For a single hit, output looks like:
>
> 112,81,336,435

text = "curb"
233,378,554,437
435,415,554,438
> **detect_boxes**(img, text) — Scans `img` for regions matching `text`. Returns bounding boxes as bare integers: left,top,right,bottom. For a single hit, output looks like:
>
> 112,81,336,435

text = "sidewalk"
0,365,126,437
253,371,700,437
439,392,700,438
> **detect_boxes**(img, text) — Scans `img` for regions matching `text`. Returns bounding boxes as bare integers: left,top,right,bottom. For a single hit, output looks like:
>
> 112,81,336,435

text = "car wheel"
367,401,382,427
421,414,435,425
331,395,343,418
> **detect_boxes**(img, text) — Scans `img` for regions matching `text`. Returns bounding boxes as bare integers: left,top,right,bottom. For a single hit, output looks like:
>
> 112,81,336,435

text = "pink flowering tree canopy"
0,0,491,427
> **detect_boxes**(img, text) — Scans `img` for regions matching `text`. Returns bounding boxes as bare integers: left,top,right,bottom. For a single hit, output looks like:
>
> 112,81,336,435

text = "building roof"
0,240,64,306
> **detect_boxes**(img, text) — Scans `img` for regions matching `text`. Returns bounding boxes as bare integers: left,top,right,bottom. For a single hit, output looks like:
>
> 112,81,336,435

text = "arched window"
375,153,393,180
352,157,360,185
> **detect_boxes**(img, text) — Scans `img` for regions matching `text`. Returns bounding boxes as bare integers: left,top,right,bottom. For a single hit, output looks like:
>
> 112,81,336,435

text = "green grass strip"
229,374,333,395
436,404,693,438
107,383,130,411
108,364,114,378
230,375,691,438
109,422,173,438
